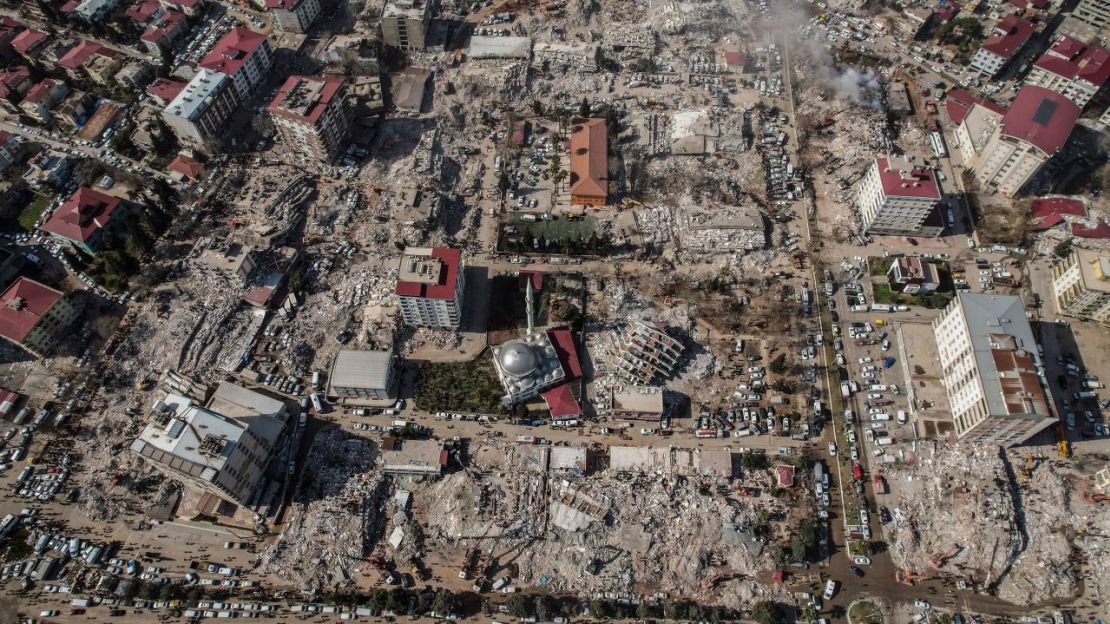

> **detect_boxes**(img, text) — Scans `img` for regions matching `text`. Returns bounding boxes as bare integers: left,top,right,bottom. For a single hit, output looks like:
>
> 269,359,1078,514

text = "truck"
1083,380,1105,389
309,392,325,413
883,356,896,368
515,435,536,444
870,303,893,312
823,579,838,600
872,474,887,494
1074,391,1098,400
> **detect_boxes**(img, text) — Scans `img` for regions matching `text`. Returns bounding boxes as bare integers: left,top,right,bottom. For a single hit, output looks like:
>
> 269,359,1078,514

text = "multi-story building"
199,27,273,102
265,0,320,33
139,9,187,54
1052,248,1110,324
854,156,943,236
1025,36,1110,108
267,75,351,162
130,381,290,506
887,256,941,294
970,15,1034,77
58,40,121,85
395,246,465,330
0,131,24,173
1073,0,1110,33
0,277,81,358
162,68,240,154
19,79,68,125
380,0,430,50
41,186,126,253
569,117,608,207
328,349,398,401
380,439,445,476
966,85,1080,196
932,292,1056,447
613,320,685,385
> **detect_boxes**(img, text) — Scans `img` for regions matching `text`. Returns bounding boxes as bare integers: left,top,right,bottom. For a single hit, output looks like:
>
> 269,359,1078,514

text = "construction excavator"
1017,454,1045,481
1055,422,1071,459
928,544,961,570
895,570,934,585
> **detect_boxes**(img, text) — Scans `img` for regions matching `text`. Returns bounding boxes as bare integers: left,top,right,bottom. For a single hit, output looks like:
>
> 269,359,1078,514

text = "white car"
913,599,931,610
853,556,871,565
858,357,873,364
828,443,837,456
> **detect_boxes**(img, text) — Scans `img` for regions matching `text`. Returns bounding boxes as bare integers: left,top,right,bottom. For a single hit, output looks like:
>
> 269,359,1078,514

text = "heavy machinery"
1017,454,1044,481
895,570,933,585
928,544,961,570
620,197,643,209
1056,422,1072,459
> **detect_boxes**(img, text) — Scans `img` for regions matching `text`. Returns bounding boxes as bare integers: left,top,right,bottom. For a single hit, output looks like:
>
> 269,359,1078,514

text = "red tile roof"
981,14,1034,60
1072,219,1110,239
1008,0,1047,8
58,40,117,69
936,6,959,21
394,247,461,300
146,77,186,103
10,28,47,54
724,51,745,67
0,130,13,147
1000,85,1079,155
21,79,56,104
267,75,344,125
568,117,607,200
140,9,185,43
125,0,162,22
517,270,543,291
265,0,297,10
541,384,581,418
876,157,941,199
0,277,63,343
42,186,121,244
775,464,794,487
168,153,205,179
199,27,267,76
546,327,582,380
1030,196,1085,221
1033,36,1110,88
0,66,30,99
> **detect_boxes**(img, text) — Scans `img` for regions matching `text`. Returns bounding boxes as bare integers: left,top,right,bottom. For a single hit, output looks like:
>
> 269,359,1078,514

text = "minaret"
525,278,535,337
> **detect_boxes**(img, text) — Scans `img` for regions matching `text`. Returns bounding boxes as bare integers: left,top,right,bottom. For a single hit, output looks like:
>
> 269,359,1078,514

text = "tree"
506,594,534,618
578,97,591,118
769,352,788,374
588,599,612,619
1054,239,1074,258
534,595,556,622
532,100,545,116
750,601,784,624
385,588,406,613
799,604,819,621
498,171,511,200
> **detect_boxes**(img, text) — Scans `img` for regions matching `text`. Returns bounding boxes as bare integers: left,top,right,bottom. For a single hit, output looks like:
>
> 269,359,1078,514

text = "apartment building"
613,320,685,385
40,186,125,253
265,0,320,33
0,277,81,358
130,382,289,506
139,9,187,54
267,75,352,162
0,131,24,172
57,40,121,84
967,85,1079,196
1052,248,1110,324
969,15,1034,77
380,439,446,476
162,68,240,154
854,156,944,236
199,27,273,101
1073,0,1110,33
1025,36,1110,108
380,0,431,50
395,246,465,330
932,293,1057,447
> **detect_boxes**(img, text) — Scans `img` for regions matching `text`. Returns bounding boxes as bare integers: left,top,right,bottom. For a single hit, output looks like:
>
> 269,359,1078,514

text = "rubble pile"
258,428,387,590
886,442,1110,605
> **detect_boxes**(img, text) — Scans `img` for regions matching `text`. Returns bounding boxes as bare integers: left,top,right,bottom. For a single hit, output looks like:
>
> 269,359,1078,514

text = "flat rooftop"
1075,248,1110,294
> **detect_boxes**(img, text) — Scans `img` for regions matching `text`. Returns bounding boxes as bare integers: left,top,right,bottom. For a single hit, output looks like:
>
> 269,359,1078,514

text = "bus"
929,131,947,158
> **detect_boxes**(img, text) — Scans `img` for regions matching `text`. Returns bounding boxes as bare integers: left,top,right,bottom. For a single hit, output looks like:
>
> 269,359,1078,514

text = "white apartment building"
969,15,1034,77
198,27,273,102
130,382,289,506
1074,0,1110,32
265,0,321,33
161,69,240,154
966,86,1079,196
395,247,465,330
1024,35,1110,108
932,293,1057,447
1052,248,1110,324
855,156,943,236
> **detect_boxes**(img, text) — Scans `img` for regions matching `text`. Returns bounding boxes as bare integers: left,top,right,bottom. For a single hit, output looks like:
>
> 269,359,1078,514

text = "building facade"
267,75,352,162
199,27,273,102
969,15,1034,77
380,0,430,50
1052,248,1110,324
613,321,685,385
266,0,320,33
932,293,1057,447
395,246,465,330
40,186,125,253
1024,36,1110,108
968,86,1079,196
162,69,240,154
1073,0,1110,33
855,156,943,236
0,277,81,358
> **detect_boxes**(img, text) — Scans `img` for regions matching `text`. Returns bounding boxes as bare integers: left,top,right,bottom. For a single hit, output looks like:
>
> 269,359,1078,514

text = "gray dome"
499,341,538,377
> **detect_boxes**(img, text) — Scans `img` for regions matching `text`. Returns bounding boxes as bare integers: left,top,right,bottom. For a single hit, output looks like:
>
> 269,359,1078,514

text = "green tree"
385,588,406,613
769,352,788,374
1054,239,1074,258
534,595,555,621
532,100,545,116
506,594,534,618
750,601,784,624
799,604,818,621
588,599,612,619
431,592,458,616
498,171,511,199
578,97,591,118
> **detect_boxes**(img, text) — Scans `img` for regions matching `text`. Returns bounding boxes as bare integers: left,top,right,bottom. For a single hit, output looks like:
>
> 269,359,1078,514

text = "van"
896,410,907,425
843,409,855,423
876,437,894,446
1074,391,1097,400
309,393,324,413
311,370,321,388
823,579,837,600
